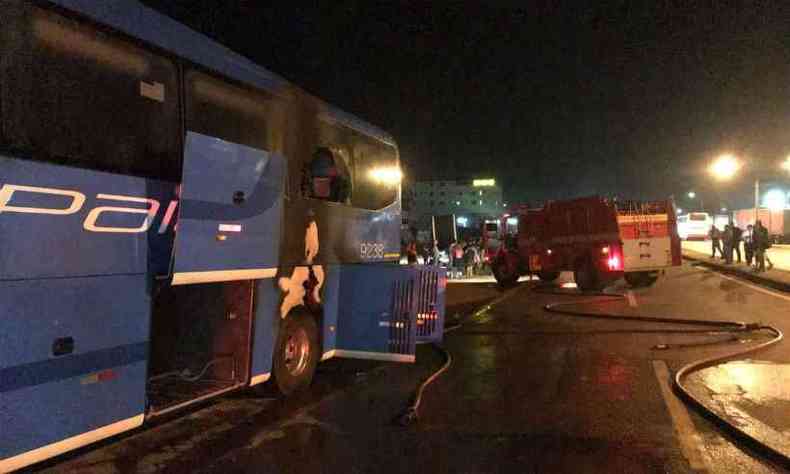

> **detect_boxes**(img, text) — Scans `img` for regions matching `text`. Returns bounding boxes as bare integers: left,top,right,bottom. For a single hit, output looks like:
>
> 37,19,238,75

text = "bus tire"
625,271,658,288
537,271,560,282
270,310,320,397
574,259,603,292
492,256,519,287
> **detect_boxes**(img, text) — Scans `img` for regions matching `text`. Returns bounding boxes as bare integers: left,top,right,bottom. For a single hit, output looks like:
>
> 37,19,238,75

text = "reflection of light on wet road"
698,362,790,403
692,361,790,457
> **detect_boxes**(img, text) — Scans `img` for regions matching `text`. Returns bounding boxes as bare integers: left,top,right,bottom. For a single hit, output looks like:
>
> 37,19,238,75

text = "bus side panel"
0,275,149,471
320,265,342,359
334,264,417,363
0,157,174,280
248,278,280,385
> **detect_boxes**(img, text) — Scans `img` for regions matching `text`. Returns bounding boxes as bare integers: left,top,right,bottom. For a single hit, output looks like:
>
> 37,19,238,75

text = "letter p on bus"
0,184,86,215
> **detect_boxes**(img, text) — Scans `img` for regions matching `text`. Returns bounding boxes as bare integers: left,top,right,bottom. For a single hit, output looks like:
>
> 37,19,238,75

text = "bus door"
171,132,284,285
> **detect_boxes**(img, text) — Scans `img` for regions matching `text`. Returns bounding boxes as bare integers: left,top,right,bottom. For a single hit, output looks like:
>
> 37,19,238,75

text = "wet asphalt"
30,263,790,473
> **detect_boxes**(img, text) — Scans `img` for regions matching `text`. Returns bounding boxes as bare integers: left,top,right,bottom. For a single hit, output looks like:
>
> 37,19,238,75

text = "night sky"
143,1,790,209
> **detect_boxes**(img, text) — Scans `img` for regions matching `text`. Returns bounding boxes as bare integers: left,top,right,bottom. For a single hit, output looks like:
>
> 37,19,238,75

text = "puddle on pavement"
689,361,790,455
695,361,790,406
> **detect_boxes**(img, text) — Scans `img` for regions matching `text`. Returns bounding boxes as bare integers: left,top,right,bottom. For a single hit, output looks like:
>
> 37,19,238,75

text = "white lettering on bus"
83,194,161,233
0,183,184,234
0,184,86,215
158,200,178,234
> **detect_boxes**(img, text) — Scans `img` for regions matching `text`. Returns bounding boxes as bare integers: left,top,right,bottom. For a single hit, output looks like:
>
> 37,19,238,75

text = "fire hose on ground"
400,279,789,469
539,285,788,469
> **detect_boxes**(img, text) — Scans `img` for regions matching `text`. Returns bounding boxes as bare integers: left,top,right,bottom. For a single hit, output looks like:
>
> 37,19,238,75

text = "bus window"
301,147,351,203
350,135,399,210
0,4,180,181
185,70,275,151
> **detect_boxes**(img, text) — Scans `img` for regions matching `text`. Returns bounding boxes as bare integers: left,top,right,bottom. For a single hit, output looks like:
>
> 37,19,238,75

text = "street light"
708,154,741,181
687,191,696,199
763,189,786,210
707,153,790,224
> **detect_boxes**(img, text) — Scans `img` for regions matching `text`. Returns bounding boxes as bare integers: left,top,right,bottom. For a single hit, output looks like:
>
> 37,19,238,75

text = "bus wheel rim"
284,328,310,376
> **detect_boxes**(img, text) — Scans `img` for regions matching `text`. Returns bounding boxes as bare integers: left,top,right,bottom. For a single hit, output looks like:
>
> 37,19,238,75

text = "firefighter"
722,224,733,264
753,220,774,272
709,225,723,259
732,224,743,263
744,224,755,266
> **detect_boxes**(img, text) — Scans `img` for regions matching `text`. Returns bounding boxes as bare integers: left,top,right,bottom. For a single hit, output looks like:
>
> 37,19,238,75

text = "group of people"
404,239,486,279
446,239,485,278
709,220,773,272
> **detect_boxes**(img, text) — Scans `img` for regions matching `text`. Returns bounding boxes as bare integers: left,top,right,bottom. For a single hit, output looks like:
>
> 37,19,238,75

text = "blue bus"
0,1,445,470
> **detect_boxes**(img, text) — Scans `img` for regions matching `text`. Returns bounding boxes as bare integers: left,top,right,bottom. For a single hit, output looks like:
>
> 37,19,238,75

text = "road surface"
31,265,790,473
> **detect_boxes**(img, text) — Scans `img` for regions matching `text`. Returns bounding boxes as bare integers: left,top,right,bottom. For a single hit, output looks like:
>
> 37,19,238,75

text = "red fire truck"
491,197,681,290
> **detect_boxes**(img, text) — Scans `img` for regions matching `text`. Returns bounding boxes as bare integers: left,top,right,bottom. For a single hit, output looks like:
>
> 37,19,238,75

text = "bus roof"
46,0,396,147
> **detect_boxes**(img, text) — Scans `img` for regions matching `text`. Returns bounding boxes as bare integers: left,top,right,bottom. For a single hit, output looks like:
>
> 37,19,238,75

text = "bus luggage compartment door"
332,265,444,363
0,276,149,472
172,132,284,285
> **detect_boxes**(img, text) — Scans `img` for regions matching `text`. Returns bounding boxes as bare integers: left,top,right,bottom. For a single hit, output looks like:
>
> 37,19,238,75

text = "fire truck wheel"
493,257,519,287
537,271,560,282
573,260,603,292
270,310,320,397
625,271,658,288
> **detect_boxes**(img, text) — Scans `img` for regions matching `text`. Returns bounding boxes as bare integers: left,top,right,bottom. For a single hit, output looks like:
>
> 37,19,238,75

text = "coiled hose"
538,284,787,468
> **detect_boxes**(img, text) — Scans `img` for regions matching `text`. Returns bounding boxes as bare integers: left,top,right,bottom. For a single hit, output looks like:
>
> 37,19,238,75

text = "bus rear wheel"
271,310,319,396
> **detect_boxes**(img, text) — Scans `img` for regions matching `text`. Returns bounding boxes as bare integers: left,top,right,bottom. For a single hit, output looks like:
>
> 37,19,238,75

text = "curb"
682,254,790,293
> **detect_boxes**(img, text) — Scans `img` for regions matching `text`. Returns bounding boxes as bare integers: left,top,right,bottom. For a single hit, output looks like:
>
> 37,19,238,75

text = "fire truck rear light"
607,255,621,271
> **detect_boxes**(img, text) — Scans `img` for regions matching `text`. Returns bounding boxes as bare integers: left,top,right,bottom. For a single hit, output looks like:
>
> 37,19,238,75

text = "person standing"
731,224,743,263
754,220,772,272
432,242,441,267
451,241,465,278
464,243,477,278
709,225,723,259
722,224,733,264
406,240,418,265
743,224,755,267
758,221,775,270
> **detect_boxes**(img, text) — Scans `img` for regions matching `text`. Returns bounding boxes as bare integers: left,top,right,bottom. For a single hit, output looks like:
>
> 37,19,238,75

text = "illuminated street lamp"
687,191,696,199
707,153,790,223
708,154,741,181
